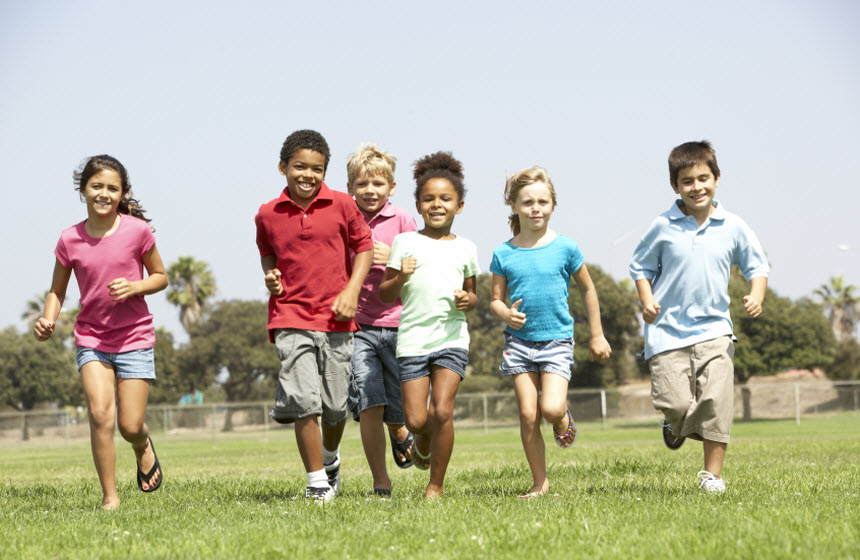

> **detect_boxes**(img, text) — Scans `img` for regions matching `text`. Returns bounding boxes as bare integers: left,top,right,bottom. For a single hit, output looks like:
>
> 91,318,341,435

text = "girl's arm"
454,275,478,312
109,243,168,301
572,264,612,361
34,259,72,341
379,256,416,303
634,278,661,324
332,249,372,321
490,273,526,329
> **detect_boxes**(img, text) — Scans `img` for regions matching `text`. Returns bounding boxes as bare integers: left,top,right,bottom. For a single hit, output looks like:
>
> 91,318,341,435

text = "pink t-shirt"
55,215,157,352
354,201,417,327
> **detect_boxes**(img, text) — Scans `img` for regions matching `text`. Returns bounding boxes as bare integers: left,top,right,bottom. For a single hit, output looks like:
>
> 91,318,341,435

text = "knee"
429,403,454,426
541,402,566,425
118,420,145,442
88,403,115,431
404,410,428,434
518,406,540,431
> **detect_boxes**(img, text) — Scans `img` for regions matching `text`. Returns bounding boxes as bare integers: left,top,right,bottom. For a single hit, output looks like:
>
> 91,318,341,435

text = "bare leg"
116,378,159,490
321,419,346,453
541,373,574,445
80,361,119,510
425,367,461,500
401,377,431,469
295,415,323,473
703,439,728,477
512,372,548,496
359,406,390,491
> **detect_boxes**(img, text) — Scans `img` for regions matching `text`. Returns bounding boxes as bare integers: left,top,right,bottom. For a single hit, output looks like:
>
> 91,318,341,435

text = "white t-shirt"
387,232,480,357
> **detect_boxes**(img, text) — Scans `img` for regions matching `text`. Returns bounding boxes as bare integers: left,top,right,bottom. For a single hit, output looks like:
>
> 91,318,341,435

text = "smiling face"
279,148,326,208
512,181,555,234
83,168,124,219
672,162,719,222
416,177,463,235
348,171,395,217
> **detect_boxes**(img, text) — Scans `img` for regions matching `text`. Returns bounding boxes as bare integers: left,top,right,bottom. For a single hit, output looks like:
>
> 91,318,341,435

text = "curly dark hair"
279,129,331,171
74,154,151,224
412,151,466,201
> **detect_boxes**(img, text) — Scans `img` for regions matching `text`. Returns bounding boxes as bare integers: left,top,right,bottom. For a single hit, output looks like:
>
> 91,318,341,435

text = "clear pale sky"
2,1,858,341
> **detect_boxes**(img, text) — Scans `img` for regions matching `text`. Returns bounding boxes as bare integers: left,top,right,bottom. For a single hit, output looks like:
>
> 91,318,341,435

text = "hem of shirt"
76,340,155,354
395,342,470,359
645,331,733,360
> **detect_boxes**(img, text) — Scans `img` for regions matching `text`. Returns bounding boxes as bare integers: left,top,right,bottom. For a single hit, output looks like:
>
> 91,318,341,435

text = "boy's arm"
743,276,767,318
490,273,526,329
260,254,283,296
635,278,661,324
332,249,372,321
572,264,611,361
454,275,478,312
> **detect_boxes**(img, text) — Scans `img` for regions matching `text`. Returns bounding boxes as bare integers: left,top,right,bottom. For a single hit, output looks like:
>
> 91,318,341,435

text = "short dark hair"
668,140,720,187
412,151,466,201
279,129,331,171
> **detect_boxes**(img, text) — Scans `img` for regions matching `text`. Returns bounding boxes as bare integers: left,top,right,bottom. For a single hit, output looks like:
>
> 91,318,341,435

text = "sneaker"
305,485,335,503
697,470,726,493
660,419,685,450
324,452,341,495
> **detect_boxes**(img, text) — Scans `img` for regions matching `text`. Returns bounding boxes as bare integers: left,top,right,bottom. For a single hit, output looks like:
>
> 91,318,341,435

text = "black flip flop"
136,436,163,492
389,431,414,469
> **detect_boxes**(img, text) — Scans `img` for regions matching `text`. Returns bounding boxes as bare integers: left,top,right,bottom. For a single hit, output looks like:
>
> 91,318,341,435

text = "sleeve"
255,209,274,257
463,240,481,277
54,234,70,268
346,204,373,254
139,222,156,257
734,221,769,280
566,240,584,276
489,245,505,277
387,233,405,271
629,220,661,281
401,212,418,234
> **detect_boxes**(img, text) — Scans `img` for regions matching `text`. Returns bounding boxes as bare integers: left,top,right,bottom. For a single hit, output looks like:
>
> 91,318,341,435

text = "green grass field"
2,415,858,559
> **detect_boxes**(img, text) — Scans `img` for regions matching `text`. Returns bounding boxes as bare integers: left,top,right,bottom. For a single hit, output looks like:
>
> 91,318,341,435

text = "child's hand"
265,269,283,296
372,241,391,267
331,289,358,321
400,256,416,278
641,298,661,324
33,317,55,341
108,278,136,301
505,299,527,330
454,289,472,311
743,294,763,317
589,335,612,361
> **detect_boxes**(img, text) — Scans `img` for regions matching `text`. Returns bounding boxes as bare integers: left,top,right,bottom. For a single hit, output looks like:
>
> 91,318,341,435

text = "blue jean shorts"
348,325,405,423
499,332,573,381
398,347,469,382
75,347,156,379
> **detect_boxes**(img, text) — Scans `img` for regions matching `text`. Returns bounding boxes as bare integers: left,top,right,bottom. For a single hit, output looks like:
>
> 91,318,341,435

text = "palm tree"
166,256,217,333
814,274,859,342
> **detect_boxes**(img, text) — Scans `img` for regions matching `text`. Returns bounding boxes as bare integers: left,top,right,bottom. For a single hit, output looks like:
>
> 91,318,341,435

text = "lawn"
1,415,858,559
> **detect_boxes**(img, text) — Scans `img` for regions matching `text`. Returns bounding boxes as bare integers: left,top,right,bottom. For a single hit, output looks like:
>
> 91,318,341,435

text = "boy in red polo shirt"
255,129,373,502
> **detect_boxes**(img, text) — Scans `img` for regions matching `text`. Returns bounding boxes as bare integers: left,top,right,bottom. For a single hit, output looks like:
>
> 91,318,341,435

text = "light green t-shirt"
387,232,481,357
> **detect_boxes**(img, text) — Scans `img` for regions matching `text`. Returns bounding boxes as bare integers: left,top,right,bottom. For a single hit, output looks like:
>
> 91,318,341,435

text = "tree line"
3,257,859,416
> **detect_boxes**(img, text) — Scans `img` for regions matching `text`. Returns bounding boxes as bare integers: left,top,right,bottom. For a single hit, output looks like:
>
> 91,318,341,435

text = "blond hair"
346,143,397,186
504,166,557,235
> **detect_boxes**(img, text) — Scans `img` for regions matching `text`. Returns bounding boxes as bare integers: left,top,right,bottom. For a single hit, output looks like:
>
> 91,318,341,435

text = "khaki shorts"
649,336,734,444
270,329,353,426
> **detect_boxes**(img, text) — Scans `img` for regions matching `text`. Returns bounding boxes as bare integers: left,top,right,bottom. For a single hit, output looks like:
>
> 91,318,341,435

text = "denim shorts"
270,329,352,426
499,332,573,381
398,347,469,382
348,325,404,423
75,347,156,379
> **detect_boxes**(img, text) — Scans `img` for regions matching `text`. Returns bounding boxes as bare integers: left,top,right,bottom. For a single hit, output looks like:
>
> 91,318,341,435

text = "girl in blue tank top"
489,166,612,499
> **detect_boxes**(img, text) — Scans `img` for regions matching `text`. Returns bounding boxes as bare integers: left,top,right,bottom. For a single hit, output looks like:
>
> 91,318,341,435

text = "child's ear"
347,183,354,196
455,198,465,214
670,181,679,194
389,181,397,196
278,161,287,176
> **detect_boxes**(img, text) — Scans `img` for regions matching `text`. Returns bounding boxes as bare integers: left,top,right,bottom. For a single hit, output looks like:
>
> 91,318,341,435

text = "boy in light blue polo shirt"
629,140,768,493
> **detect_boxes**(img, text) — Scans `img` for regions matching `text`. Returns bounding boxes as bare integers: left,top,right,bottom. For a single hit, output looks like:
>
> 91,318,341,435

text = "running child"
255,129,373,502
629,140,768,493
34,155,168,510
345,143,418,496
379,151,480,500
489,166,612,499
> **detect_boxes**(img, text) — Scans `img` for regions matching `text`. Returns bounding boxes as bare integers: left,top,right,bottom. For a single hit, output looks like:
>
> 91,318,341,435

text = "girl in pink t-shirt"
34,155,168,510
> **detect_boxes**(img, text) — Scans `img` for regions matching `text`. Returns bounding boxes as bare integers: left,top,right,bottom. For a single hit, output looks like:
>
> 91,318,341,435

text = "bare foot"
425,483,443,500
101,497,120,511
519,480,549,499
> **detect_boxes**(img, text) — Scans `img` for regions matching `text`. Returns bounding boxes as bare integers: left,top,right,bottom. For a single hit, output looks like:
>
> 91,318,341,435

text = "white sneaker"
324,451,341,495
697,470,726,493
305,485,335,503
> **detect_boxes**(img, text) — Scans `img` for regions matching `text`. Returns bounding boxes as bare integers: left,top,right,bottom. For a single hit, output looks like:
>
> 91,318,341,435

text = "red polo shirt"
255,183,373,340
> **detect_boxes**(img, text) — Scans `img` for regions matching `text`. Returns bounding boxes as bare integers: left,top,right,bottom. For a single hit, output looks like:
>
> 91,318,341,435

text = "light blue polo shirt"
629,200,769,359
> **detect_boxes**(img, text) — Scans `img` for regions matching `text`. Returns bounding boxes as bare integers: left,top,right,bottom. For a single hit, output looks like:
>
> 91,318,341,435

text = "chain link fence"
2,381,859,446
